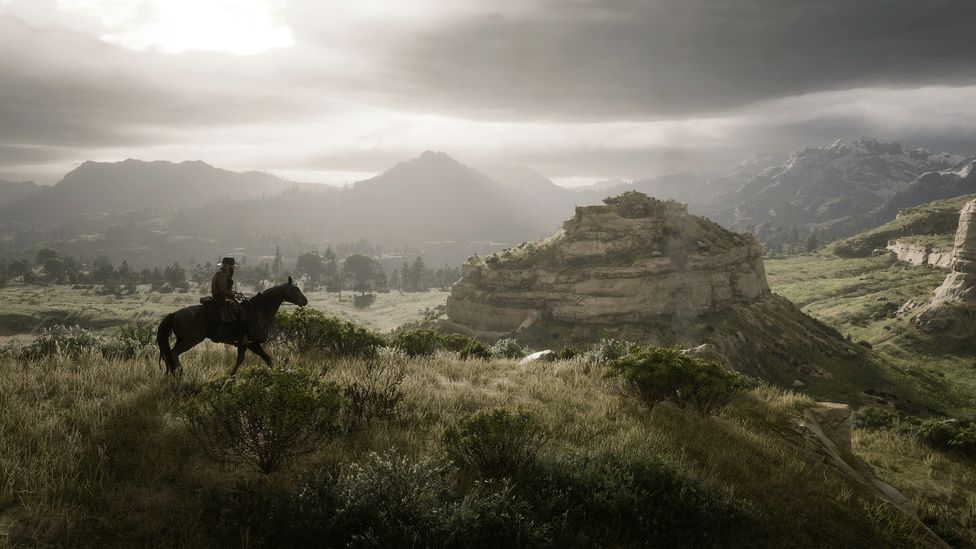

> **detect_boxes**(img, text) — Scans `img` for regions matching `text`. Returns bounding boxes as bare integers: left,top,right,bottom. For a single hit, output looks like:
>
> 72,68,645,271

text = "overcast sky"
2,0,976,186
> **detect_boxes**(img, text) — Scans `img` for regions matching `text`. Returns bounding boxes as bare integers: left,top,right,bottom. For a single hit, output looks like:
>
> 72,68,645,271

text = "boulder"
518,350,556,366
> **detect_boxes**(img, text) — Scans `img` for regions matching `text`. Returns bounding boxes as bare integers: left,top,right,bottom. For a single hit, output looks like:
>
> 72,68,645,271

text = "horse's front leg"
247,342,273,367
230,344,247,376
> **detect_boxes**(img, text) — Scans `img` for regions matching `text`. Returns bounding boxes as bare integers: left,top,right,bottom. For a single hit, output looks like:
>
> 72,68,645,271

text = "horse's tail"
157,313,176,375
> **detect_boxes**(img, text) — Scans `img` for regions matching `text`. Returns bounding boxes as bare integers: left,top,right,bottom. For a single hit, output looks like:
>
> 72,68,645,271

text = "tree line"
0,246,461,295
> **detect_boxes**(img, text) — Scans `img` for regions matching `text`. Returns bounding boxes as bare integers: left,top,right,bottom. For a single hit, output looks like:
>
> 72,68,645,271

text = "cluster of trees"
292,249,460,294
751,223,832,256
0,248,189,291
1,244,464,296
391,258,461,292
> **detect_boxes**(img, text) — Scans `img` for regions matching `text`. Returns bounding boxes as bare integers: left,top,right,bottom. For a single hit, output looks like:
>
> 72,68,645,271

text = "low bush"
605,346,746,414
584,338,632,364
341,356,407,425
852,406,900,430
558,346,583,360
182,366,345,473
489,338,526,359
332,451,455,545
450,479,548,548
391,328,441,357
911,419,976,459
21,324,103,360
441,333,492,361
268,308,384,358
444,408,545,478
201,448,749,548
101,321,156,359
517,450,750,547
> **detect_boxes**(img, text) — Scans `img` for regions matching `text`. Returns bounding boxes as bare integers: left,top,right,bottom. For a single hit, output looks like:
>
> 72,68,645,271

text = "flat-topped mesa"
445,191,771,335
933,199,976,303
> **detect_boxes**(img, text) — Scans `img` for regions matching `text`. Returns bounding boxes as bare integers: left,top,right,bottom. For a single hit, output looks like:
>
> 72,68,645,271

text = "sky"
2,0,976,187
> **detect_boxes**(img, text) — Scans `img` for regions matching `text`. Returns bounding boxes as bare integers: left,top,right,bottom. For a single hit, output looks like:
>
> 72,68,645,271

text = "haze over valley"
4,1,976,547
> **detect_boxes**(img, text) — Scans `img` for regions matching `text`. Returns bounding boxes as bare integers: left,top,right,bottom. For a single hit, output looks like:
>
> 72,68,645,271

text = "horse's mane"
251,282,291,300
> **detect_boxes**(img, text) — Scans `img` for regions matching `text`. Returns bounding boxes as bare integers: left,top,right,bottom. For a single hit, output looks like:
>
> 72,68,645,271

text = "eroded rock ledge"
444,192,770,336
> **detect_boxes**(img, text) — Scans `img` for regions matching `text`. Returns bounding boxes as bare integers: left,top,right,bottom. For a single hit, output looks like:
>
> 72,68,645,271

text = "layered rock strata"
886,240,953,269
444,192,770,335
932,199,976,302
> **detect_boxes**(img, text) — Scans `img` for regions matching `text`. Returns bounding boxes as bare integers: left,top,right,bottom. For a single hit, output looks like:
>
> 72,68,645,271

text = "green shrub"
605,346,746,414
440,333,492,361
342,356,406,425
182,366,345,473
450,479,549,548
444,408,545,478
584,338,632,364
332,451,454,546
517,450,750,547
909,418,976,459
391,328,442,357
852,406,900,430
21,324,103,359
101,320,156,359
558,346,583,360
458,340,492,361
439,333,477,353
489,338,526,359
268,308,384,358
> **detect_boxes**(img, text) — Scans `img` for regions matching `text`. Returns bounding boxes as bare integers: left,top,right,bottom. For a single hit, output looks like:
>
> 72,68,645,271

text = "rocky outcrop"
932,200,976,302
444,192,770,336
913,199,976,333
799,403,916,518
886,240,953,268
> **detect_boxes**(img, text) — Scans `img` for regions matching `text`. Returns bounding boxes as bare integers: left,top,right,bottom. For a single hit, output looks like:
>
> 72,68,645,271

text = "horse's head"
285,275,308,306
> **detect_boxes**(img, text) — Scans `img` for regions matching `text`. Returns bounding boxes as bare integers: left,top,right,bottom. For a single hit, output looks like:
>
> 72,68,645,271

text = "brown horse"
156,277,308,376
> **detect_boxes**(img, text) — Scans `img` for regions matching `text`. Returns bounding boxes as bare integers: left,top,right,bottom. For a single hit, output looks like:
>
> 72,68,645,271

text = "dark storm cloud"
383,0,976,119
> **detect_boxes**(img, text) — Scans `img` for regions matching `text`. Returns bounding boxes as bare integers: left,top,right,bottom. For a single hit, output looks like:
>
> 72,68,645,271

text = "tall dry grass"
0,345,958,547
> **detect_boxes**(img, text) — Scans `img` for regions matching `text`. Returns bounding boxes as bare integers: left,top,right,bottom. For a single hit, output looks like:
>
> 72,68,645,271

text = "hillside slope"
0,159,299,228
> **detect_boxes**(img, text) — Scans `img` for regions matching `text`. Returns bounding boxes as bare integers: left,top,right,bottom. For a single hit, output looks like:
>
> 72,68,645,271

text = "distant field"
0,283,449,336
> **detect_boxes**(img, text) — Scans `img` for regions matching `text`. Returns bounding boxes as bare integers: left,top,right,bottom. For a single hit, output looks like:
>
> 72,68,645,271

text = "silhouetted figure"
157,276,308,376
211,257,243,323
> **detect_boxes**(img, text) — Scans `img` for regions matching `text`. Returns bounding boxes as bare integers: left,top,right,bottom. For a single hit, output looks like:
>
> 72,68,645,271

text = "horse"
156,276,308,376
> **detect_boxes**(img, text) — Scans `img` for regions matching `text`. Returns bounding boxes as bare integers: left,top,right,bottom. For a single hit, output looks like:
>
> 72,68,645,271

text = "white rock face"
444,192,770,335
886,240,953,269
933,200,976,303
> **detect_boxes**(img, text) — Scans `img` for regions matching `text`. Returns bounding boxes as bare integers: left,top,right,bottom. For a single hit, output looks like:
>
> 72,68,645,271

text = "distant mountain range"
0,159,302,228
1,138,974,266
0,180,39,208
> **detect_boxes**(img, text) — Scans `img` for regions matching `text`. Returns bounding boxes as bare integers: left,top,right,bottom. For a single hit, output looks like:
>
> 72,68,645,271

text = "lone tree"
342,254,381,295
295,251,325,289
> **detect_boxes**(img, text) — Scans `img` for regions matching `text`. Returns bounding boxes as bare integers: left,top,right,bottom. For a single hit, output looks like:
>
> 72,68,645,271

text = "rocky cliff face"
913,199,976,334
886,240,953,269
932,199,976,303
444,192,770,336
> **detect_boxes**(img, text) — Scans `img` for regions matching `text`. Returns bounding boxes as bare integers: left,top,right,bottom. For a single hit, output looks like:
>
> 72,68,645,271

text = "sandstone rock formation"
444,192,770,336
932,199,976,302
886,239,953,269
799,403,917,519
913,199,976,333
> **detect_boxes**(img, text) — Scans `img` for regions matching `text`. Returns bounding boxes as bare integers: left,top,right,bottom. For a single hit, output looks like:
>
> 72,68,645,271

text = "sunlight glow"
56,0,294,55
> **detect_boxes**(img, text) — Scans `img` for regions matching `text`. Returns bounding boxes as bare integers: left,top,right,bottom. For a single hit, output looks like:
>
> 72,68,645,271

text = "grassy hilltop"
1,339,964,548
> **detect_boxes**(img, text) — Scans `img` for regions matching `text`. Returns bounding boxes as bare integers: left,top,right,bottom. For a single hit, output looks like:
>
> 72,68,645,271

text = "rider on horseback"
211,257,248,340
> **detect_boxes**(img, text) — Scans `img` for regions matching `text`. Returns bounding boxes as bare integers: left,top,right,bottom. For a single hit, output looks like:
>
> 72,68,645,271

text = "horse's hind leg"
247,342,273,367
230,344,247,377
171,337,203,376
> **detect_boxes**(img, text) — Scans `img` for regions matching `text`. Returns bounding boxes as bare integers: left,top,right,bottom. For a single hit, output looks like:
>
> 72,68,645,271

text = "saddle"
200,295,248,324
